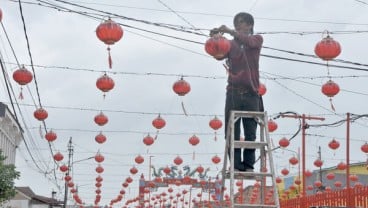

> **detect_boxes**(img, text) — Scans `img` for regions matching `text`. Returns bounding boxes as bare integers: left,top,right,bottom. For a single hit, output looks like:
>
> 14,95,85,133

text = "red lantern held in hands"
152,114,166,129
258,83,267,96
205,34,231,59
34,108,48,121
173,77,191,96
315,34,341,61
13,66,33,99
94,112,108,126
96,18,123,69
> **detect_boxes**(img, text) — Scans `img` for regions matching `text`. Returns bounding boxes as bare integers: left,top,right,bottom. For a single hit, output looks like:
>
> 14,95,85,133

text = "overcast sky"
1,0,368,207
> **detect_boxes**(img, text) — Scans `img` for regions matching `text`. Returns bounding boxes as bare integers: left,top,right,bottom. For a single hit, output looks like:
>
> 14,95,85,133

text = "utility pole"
281,113,325,197
63,137,73,208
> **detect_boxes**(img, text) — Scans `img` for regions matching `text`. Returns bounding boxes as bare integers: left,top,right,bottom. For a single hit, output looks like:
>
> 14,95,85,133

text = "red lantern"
163,166,171,175
68,181,75,188
314,159,323,167
204,34,231,59
95,182,102,188
258,83,267,96
173,77,191,96
126,176,133,183
96,73,115,93
96,165,104,173
45,130,57,142
209,116,222,130
314,180,322,187
95,132,107,144
96,18,123,69
334,181,342,187
34,108,48,121
96,175,103,182
173,156,183,165
13,66,33,85
267,119,278,133
361,142,368,153
196,166,204,174
152,114,166,129
59,164,68,172
328,138,340,150
315,34,341,61
326,173,335,180
281,168,289,176
96,189,101,194
122,182,129,188
211,155,221,164
349,174,359,182
130,166,138,175
135,155,144,164
94,112,108,126
120,189,125,195
0,8,2,22
294,178,301,185
337,162,347,170
289,156,298,165
278,137,290,148
322,80,340,97
276,177,282,183
143,134,154,146
64,175,72,182
95,153,104,163
53,152,64,162
189,135,200,146
304,170,313,177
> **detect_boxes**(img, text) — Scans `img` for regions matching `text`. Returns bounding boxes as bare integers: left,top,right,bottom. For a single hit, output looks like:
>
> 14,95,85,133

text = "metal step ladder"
220,111,280,208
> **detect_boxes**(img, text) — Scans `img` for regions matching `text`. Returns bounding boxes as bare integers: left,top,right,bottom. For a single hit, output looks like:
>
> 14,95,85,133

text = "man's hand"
209,28,220,37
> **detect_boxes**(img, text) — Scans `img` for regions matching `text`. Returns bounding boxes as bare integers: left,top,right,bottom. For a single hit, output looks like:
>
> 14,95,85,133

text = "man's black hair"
233,12,254,34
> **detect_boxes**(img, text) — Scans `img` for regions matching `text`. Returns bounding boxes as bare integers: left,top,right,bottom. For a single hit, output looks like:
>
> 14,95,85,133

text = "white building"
0,102,23,165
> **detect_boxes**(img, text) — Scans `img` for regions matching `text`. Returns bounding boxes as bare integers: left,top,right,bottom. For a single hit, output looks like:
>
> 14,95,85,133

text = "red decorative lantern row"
173,77,191,96
361,142,368,153
13,66,33,99
278,137,290,148
163,166,171,175
96,165,104,174
95,132,107,144
328,138,340,150
204,34,231,59
211,155,221,164
173,156,183,165
315,34,341,61
34,108,48,121
53,152,64,162
143,134,154,146
64,175,72,182
135,155,144,164
96,18,123,69
45,130,57,142
334,181,342,187
326,173,335,180
196,166,204,174
281,168,289,176
96,73,115,95
349,174,359,182
258,83,267,96
152,114,166,129
130,166,138,175
275,177,282,183
267,119,278,133
94,112,108,126
96,175,103,182
304,170,313,177
314,180,322,188
95,153,105,163
189,135,200,146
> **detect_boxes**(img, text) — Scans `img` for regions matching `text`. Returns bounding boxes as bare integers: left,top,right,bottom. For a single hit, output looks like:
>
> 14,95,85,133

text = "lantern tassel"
192,150,195,160
329,98,336,111
181,101,188,116
154,130,159,140
19,87,24,100
214,132,217,141
107,46,112,69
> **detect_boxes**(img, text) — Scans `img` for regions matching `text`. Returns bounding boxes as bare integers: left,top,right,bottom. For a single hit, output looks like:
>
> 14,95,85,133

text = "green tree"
0,150,20,204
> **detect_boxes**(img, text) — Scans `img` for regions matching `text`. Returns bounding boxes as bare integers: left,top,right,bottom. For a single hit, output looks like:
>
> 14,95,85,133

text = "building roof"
16,186,63,205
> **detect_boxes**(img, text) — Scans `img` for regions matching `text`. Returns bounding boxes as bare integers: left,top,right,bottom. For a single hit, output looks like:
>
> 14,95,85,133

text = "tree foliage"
0,150,20,204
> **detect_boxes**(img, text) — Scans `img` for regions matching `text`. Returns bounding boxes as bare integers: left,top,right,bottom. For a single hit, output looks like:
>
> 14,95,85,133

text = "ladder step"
234,141,268,149
226,171,273,180
232,110,266,118
234,203,278,208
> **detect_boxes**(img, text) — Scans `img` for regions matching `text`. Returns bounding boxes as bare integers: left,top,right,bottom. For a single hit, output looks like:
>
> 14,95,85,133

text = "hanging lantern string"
154,130,159,140
329,98,336,112
181,100,188,116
